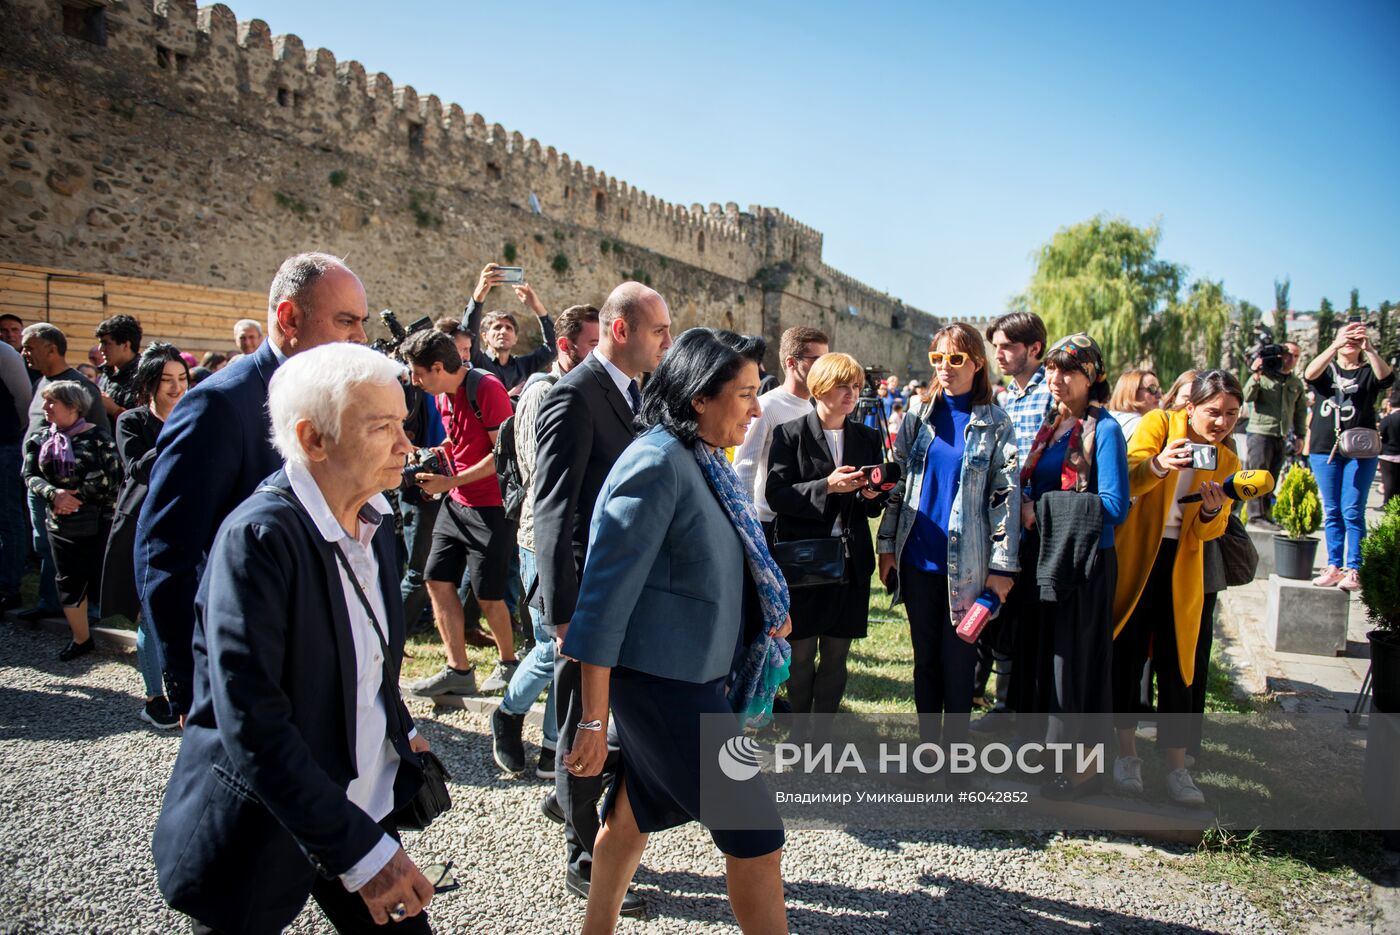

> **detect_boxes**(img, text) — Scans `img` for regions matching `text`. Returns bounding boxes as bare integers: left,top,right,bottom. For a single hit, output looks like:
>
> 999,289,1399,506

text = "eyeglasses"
1143,385,1163,396
793,354,823,363
929,352,969,368
423,862,459,894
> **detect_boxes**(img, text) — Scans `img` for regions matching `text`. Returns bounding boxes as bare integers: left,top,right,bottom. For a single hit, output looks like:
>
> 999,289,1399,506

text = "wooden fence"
0,262,264,360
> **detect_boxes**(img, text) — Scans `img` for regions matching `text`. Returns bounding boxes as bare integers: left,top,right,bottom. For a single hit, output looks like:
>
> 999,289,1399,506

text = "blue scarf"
692,444,791,727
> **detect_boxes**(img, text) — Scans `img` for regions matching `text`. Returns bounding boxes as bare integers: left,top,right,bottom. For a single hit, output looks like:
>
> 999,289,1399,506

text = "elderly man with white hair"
234,318,264,355
153,343,437,935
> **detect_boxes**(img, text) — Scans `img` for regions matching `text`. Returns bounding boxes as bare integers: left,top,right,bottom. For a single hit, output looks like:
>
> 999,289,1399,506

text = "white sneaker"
1113,756,1144,794
1166,767,1205,806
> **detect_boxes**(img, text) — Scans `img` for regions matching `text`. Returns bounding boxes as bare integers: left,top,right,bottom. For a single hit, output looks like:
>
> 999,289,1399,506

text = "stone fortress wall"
0,0,938,373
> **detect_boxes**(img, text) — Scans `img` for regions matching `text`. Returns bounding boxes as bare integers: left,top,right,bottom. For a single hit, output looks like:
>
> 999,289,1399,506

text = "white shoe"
1166,767,1205,806
1113,756,1144,794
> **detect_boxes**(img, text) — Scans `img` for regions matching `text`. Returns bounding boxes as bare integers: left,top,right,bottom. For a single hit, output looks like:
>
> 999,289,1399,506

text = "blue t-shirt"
903,392,973,574
1027,414,1129,549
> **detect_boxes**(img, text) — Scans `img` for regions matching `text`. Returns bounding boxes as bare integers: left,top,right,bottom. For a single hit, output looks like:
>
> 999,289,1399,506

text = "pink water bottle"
955,590,1002,644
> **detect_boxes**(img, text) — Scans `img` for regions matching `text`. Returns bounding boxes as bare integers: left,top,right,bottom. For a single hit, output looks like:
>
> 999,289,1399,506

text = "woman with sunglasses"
876,324,1019,784
1018,334,1130,799
1111,370,1240,806
1107,369,1161,442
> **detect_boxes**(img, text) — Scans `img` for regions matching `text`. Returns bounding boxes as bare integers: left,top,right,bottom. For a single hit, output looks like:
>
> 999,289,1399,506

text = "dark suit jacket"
152,471,421,935
134,340,283,712
766,412,887,639
100,406,162,620
532,352,638,634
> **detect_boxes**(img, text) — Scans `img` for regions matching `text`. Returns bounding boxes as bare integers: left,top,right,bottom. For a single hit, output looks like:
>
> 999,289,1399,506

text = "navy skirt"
604,666,785,859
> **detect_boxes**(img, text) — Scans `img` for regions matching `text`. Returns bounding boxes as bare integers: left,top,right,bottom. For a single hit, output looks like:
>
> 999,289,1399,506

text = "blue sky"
232,1,1399,319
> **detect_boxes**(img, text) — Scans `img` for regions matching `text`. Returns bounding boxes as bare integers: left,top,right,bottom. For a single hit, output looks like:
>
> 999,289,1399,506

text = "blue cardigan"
561,425,746,684
1027,411,1130,548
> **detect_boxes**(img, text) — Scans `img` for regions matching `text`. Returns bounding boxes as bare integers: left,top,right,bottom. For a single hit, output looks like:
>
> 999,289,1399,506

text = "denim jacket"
876,394,1021,615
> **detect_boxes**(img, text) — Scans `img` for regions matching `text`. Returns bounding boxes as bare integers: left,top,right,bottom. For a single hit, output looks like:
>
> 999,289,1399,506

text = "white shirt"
285,461,403,893
732,388,815,522
593,350,638,407
1162,467,1197,540
823,426,846,535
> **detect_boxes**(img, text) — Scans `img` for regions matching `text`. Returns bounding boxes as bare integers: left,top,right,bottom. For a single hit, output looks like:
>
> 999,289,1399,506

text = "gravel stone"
0,622,1354,933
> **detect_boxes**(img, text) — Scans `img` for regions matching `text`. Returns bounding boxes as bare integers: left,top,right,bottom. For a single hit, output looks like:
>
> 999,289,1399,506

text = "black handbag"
1218,513,1259,588
770,498,853,590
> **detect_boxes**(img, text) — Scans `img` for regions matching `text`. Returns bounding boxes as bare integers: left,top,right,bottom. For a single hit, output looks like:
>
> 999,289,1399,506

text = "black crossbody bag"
770,493,854,590
258,484,452,830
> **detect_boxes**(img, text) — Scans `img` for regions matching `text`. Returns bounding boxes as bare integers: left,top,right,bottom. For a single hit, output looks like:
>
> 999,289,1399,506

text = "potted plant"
1271,466,1322,579
1360,498,1400,713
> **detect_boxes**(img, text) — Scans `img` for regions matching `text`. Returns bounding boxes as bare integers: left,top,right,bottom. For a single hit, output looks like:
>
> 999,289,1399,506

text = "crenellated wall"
0,0,937,375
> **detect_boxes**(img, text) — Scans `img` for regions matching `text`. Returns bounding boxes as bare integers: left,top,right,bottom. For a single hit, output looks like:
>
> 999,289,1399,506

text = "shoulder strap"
463,368,485,423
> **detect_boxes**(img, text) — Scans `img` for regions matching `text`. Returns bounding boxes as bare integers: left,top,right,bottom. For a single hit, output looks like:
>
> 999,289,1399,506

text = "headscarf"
1020,333,1108,493
38,418,92,483
692,443,792,726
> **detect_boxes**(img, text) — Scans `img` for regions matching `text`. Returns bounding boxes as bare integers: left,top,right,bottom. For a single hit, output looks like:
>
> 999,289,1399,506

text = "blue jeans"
0,443,26,595
26,487,61,612
499,546,557,747
135,613,165,698
399,496,441,627
1309,453,1379,570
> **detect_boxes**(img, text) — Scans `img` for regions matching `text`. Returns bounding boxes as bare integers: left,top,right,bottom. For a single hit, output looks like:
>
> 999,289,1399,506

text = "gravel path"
0,622,1367,934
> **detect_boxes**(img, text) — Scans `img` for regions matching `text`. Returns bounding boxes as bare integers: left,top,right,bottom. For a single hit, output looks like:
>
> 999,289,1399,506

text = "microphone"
1177,470,1275,504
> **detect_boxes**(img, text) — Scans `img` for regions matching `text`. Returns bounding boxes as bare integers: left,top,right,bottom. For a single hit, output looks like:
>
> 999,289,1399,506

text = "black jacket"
135,340,284,713
533,352,638,634
152,471,421,934
766,411,887,639
101,406,162,620
464,297,557,392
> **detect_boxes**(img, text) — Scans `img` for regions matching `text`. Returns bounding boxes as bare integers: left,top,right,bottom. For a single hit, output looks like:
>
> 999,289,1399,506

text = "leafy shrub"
328,169,348,188
1272,466,1322,539
1361,512,1400,631
503,242,518,263
551,253,569,274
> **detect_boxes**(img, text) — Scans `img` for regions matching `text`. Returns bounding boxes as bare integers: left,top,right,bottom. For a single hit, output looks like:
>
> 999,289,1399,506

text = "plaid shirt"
1002,367,1054,467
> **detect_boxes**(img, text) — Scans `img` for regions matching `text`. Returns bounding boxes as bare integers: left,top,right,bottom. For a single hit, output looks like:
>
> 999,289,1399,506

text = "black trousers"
1245,433,1286,517
902,564,979,746
1112,540,1212,749
190,819,431,934
1381,460,1400,510
554,655,620,880
1007,533,1049,731
1044,549,1116,748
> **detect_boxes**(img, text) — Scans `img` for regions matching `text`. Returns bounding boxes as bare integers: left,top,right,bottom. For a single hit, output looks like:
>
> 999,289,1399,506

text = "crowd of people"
6,250,1395,934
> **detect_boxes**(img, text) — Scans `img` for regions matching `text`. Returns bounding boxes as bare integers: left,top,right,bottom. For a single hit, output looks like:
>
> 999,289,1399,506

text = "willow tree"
1154,279,1234,381
1019,215,1182,374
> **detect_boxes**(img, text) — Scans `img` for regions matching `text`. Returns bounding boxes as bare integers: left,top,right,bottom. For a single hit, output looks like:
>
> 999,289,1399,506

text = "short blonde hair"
807,352,863,398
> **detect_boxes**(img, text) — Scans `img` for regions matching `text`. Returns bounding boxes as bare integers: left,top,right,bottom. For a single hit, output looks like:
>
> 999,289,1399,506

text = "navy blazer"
561,425,747,683
153,470,421,934
135,340,284,713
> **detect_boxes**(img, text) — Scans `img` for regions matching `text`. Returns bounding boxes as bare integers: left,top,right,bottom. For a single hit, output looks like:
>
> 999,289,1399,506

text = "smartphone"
495,266,525,285
1348,312,1363,324
1187,442,1218,472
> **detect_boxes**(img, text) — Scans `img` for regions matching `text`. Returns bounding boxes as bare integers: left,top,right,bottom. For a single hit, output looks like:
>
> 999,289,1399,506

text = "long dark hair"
1187,369,1244,407
640,328,761,447
132,342,189,405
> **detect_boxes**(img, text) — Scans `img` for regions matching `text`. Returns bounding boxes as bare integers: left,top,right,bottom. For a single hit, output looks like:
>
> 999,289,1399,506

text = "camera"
1247,323,1287,378
402,446,448,492
372,308,433,357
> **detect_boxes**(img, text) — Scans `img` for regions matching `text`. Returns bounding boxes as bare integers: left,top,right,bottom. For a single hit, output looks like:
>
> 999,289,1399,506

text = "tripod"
853,370,894,459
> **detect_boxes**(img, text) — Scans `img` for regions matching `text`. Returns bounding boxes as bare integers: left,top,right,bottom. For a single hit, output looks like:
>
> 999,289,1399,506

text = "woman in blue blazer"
561,328,793,935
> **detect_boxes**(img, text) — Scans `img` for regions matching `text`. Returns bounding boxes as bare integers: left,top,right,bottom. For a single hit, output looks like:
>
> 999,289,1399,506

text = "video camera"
1247,324,1287,378
372,308,433,357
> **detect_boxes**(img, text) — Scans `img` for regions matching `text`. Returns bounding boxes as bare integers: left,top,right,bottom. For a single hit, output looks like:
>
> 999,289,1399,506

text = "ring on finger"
389,902,408,922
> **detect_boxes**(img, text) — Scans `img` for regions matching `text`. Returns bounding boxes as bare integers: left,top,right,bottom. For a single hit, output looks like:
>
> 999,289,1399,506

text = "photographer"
1243,337,1306,522
463,263,557,394
1303,320,1394,590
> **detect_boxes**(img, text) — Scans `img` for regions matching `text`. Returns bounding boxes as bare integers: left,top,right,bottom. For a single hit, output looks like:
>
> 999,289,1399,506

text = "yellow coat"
1111,408,1238,687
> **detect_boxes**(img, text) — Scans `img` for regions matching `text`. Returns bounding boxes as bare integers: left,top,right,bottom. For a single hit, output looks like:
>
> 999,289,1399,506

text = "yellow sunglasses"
928,352,969,367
